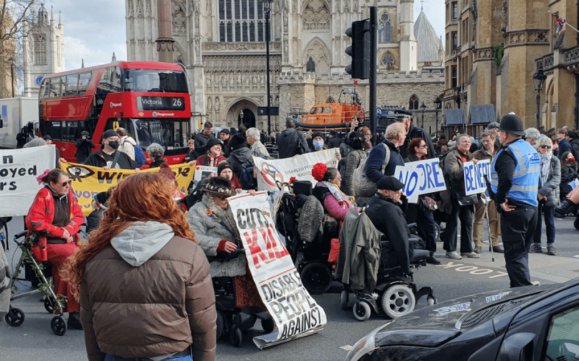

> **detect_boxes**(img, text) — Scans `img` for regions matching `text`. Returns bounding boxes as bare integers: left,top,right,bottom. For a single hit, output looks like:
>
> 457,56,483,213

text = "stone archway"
226,99,258,130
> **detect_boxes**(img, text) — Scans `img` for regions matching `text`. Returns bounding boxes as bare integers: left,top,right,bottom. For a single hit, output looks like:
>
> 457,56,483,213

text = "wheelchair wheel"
340,290,350,310
239,314,257,332
51,316,67,336
381,284,416,319
300,262,332,295
44,296,55,314
261,317,275,333
216,311,225,340
229,325,243,347
427,295,437,306
353,301,371,321
5,307,25,327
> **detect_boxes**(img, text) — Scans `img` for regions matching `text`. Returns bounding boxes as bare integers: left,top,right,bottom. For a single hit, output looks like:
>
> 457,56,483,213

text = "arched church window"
34,34,47,66
378,13,392,43
409,95,419,110
382,52,395,70
306,57,316,73
218,0,269,43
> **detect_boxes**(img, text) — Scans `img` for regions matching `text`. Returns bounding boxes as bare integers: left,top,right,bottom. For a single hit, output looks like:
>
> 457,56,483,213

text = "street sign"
257,106,279,116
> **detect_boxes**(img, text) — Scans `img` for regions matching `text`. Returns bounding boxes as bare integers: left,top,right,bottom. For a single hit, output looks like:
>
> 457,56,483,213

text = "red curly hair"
64,172,196,297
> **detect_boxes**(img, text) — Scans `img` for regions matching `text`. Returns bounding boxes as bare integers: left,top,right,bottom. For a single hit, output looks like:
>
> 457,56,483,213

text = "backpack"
353,143,390,197
134,144,146,167
238,163,257,190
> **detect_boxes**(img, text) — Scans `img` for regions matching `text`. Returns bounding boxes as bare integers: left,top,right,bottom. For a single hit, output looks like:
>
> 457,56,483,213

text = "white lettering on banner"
464,160,491,195
229,192,327,349
253,149,339,191
0,145,56,217
395,158,446,203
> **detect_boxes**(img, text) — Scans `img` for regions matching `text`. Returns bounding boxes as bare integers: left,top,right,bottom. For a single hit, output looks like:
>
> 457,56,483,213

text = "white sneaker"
461,252,481,259
446,251,462,260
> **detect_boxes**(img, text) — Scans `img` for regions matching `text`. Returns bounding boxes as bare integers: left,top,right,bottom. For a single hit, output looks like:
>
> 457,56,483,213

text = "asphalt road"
1,215,578,361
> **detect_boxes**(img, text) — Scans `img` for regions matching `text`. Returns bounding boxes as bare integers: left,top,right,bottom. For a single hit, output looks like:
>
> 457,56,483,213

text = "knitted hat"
205,137,223,152
217,162,233,175
228,133,247,151
311,162,327,182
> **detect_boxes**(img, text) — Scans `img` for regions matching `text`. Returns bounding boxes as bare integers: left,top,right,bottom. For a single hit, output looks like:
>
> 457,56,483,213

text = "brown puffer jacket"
80,233,216,361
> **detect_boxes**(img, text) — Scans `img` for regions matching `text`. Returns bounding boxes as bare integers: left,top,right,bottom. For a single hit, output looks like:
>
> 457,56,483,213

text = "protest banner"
229,192,327,349
394,158,446,203
464,159,491,195
253,149,339,191
60,162,195,216
0,145,56,217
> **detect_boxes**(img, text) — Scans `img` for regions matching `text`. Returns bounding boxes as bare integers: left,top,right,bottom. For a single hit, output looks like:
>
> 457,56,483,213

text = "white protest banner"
0,145,56,217
395,158,446,203
229,192,327,349
253,149,339,191
193,164,217,185
464,159,491,195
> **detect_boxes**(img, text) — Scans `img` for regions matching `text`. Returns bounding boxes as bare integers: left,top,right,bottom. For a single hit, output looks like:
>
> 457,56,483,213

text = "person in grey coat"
531,136,561,255
187,177,246,278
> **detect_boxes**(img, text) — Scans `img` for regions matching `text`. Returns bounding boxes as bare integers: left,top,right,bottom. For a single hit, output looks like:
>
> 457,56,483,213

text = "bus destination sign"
138,96,185,111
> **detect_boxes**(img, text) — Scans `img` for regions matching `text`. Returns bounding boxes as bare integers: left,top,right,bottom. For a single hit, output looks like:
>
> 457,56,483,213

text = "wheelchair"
210,249,275,347
4,232,68,336
341,236,437,321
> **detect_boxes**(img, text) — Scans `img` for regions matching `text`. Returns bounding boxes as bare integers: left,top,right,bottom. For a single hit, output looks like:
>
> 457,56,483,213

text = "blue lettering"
465,164,475,192
431,161,445,188
406,171,419,196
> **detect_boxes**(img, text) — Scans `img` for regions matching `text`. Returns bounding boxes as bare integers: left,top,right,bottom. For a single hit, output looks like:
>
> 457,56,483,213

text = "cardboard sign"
253,149,339,191
464,160,491,195
229,192,327,349
394,158,446,203
0,145,56,217
60,162,195,216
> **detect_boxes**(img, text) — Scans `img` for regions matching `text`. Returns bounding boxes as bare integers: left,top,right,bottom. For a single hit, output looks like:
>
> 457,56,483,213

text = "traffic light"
345,19,370,80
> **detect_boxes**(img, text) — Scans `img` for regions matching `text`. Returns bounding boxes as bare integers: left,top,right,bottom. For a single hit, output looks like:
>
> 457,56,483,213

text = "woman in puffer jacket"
67,173,216,361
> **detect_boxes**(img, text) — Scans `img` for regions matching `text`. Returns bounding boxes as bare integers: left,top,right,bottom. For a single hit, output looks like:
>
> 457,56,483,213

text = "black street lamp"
533,69,546,129
434,96,442,135
264,0,273,134
420,101,427,128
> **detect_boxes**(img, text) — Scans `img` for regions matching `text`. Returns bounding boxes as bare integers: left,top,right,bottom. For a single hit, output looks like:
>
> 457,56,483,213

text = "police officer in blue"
489,113,541,287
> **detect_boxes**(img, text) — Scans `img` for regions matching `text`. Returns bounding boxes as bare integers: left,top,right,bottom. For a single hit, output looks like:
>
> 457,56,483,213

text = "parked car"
346,279,579,361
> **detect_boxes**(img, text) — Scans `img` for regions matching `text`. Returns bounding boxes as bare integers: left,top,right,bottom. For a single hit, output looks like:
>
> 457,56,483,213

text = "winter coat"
313,182,351,221
365,194,411,275
26,186,84,261
227,147,255,189
337,208,382,292
119,136,137,161
194,133,214,154
195,154,227,167
80,221,216,361
538,155,561,207
439,149,475,213
365,140,404,182
297,195,325,243
400,125,436,160
188,195,246,278
251,141,270,158
571,138,579,162
276,128,310,159
84,150,137,169
561,163,578,186
342,149,368,196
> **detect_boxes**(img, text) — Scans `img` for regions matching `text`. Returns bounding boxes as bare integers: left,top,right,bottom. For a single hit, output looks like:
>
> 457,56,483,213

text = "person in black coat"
276,119,310,158
84,129,137,169
365,176,411,275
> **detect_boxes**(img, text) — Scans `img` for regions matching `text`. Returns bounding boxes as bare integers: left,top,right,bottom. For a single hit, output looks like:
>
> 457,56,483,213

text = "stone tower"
399,0,417,72
22,4,65,97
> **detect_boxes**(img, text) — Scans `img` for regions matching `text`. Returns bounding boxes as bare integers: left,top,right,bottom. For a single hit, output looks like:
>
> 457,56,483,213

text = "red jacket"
25,187,84,261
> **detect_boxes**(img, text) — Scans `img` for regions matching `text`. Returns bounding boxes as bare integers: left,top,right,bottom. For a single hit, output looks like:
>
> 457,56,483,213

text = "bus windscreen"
123,69,188,93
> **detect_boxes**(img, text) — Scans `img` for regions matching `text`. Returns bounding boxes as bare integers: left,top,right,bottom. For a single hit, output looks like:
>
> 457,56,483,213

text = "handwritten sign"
0,145,55,217
229,192,327,349
464,160,491,195
395,158,446,203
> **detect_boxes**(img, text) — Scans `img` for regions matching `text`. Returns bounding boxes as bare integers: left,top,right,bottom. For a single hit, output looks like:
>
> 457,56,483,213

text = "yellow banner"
60,163,195,216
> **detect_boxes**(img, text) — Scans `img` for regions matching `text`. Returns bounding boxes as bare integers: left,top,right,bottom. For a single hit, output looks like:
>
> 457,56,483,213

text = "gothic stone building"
126,0,444,133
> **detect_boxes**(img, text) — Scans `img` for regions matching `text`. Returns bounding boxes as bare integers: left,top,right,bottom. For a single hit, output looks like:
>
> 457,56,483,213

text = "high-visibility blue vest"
491,139,540,207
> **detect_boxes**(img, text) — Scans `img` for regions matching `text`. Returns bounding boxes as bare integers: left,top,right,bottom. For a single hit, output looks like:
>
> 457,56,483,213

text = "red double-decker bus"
39,61,192,164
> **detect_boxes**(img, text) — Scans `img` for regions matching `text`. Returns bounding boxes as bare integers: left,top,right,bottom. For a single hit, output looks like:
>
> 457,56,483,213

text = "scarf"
540,153,552,187
323,181,346,203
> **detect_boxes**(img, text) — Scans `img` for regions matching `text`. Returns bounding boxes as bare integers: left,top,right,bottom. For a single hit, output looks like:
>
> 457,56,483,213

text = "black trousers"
443,200,474,253
500,205,538,288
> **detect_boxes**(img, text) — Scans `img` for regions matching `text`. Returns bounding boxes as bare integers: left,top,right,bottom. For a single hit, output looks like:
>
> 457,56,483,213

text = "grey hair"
537,135,553,147
146,142,165,157
456,133,471,144
246,127,260,140
524,127,541,140
385,122,406,141
23,138,47,148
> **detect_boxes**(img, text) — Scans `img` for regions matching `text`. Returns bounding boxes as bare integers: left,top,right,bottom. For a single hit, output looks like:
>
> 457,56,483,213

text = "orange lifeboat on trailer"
294,88,366,130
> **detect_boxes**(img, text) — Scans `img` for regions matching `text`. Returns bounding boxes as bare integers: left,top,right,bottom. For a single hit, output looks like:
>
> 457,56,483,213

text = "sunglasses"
540,145,552,149
61,180,72,187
